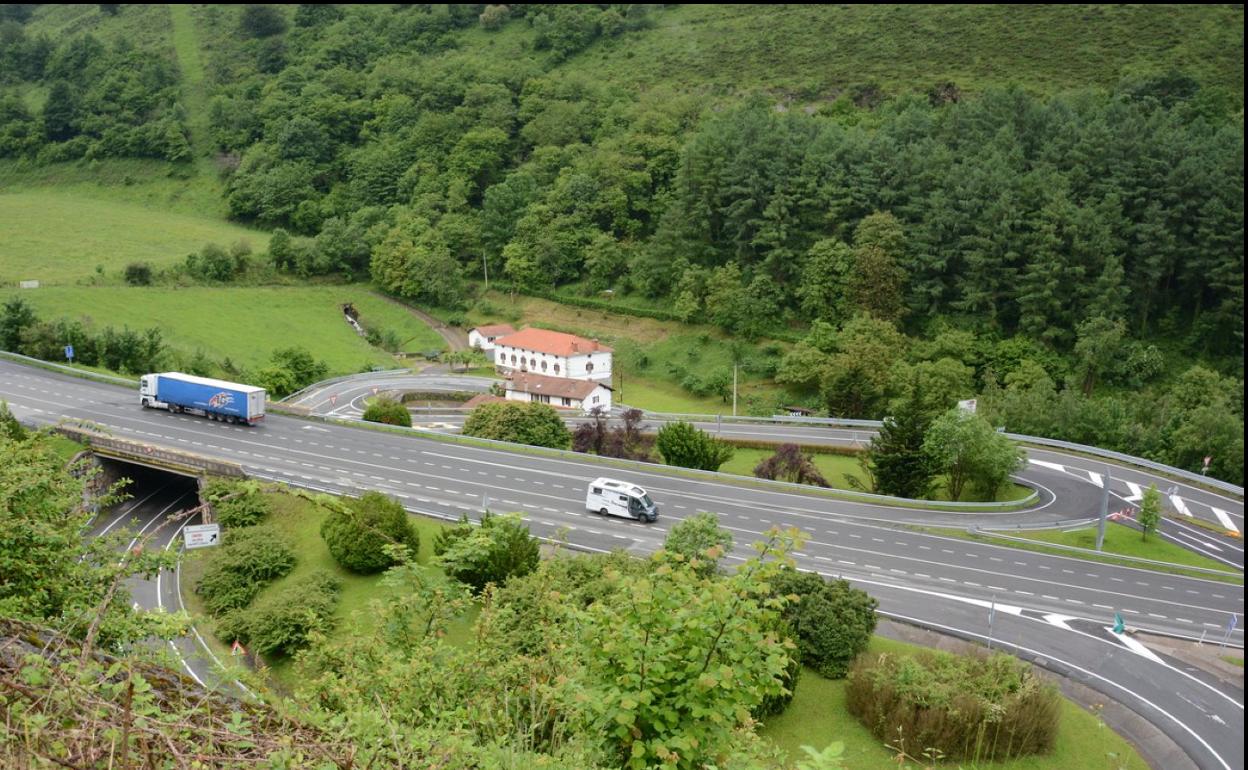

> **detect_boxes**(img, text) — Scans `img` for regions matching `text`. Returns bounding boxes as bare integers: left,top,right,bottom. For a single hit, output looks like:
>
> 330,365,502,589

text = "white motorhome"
586,478,658,523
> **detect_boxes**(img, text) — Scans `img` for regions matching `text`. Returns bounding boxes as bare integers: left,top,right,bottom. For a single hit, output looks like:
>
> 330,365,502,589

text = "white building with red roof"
467,324,517,351
493,328,613,383
504,371,612,413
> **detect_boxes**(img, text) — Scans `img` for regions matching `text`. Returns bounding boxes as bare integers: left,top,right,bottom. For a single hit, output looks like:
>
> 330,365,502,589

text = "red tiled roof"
494,328,613,357
505,371,612,400
462,394,507,409
472,324,517,337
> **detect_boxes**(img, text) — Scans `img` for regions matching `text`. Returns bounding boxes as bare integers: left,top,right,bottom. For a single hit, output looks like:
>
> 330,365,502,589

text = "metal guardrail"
300,411,1038,512
623,406,1244,498
0,350,137,387
6,350,1238,499
280,368,410,403
55,425,246,478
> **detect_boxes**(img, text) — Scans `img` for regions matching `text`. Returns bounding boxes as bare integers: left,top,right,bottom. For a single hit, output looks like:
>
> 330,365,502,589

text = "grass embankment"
21,285,445,375
761,636,1149,770
0,190,265,285
176,489,1148,768
925,524,1242,584
720,447,1033,504
179,489,475,691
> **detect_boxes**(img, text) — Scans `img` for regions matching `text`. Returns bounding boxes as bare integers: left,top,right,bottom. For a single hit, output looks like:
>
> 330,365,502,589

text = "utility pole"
482,252,489,293
732,364,738,417
1095,467,1111,551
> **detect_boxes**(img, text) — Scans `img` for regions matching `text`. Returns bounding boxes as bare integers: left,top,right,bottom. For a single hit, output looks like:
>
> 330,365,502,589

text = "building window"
562,397,571,406
554,363,561,374
592,396,600,404
541,361,548,371
510,354,517,364
586,362,594,373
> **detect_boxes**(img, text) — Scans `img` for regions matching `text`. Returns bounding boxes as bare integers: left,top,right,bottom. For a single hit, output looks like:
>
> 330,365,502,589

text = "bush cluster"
195,527,295,616
320,492,420,574
202,480,272,528
362,397,411,427
772,569,878,679
434,512,540,594
846,650,1061,762
217,570,342,657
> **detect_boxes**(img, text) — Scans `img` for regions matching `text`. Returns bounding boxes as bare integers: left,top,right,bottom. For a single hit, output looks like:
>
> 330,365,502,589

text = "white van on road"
586,478,659,523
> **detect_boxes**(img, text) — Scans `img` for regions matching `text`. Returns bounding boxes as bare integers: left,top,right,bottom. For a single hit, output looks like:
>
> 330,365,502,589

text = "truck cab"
586,478,658,523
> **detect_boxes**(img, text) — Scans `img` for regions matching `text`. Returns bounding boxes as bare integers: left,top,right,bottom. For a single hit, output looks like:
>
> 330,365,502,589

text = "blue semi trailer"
140,372,266,425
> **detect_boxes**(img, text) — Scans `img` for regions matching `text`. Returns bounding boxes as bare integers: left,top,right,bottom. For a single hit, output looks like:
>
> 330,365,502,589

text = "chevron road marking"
1211,508,1239,534
1030,459,1065,472
1170,495,1192,516
1088,471,1104,488
1106,628,1166,664
1124,482,1144,502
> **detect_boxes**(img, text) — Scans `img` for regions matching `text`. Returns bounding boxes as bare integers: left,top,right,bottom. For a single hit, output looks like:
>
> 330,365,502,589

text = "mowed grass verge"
925,524,1241,583
0,190,268,285
719,447,1033,504
19,285,446,374
760,637,1149,770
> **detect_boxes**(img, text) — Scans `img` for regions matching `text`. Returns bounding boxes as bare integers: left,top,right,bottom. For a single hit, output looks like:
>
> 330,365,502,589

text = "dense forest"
0,4,1243,481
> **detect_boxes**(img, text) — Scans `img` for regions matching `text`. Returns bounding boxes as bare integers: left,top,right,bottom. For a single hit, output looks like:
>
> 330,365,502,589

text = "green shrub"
123,262,154,286
772,569,877,678
462,401,571,449
435,512,540,594
217,571,341,657
195,527,295,616
846,650,1061,762
362,397,412,427
320,492,420,574
202,480,272,528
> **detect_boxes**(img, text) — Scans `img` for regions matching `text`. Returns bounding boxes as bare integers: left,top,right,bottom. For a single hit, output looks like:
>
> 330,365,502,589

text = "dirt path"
370,291,469,351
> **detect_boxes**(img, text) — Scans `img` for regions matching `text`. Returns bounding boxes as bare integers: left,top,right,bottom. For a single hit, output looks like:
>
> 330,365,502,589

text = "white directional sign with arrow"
184,523,221,549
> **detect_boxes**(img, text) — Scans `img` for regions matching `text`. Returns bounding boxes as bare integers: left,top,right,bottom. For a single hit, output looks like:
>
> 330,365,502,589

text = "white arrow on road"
1124,482,1144,503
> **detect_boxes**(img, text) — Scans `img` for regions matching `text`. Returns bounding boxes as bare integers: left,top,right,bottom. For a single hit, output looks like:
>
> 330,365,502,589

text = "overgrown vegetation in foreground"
2,426,1151,769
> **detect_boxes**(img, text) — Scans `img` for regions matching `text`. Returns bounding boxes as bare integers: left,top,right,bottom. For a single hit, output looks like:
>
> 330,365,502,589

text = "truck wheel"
599,508,609,517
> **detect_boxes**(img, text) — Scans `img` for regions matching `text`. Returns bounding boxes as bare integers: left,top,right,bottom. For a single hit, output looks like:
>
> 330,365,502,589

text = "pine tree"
868,377,937,499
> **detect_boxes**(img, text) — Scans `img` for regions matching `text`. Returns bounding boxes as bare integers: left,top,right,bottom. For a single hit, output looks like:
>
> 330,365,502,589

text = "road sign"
184,523,221,549
64,344,74,362
957,398,977,414
329,394,338,406
231,639,247,657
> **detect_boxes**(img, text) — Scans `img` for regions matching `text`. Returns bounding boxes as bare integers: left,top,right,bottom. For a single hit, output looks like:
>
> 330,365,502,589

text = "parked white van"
586,478,659,522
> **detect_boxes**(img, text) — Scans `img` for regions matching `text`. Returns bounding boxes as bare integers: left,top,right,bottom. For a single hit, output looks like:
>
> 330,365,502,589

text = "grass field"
19,285,445,375
760,637,1149,770
0,190,266,285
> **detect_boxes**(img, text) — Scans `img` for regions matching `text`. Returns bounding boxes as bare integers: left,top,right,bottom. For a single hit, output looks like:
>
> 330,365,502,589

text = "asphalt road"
3,359,1243,770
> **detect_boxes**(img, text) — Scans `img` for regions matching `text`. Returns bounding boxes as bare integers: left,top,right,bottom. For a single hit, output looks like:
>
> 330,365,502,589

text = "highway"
2,358,1243,770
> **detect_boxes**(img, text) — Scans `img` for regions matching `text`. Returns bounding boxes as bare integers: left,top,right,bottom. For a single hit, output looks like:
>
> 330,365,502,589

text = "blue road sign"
64,345,74,361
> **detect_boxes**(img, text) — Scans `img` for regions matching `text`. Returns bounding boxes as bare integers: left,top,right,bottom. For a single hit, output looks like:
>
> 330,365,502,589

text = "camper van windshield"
641,494,654,508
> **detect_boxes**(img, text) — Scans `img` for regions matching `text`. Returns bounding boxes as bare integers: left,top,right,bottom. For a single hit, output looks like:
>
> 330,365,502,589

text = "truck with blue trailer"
140,372,266,425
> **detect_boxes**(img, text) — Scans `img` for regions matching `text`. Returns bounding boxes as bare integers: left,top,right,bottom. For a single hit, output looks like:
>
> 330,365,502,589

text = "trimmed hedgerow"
846,650,1060,762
